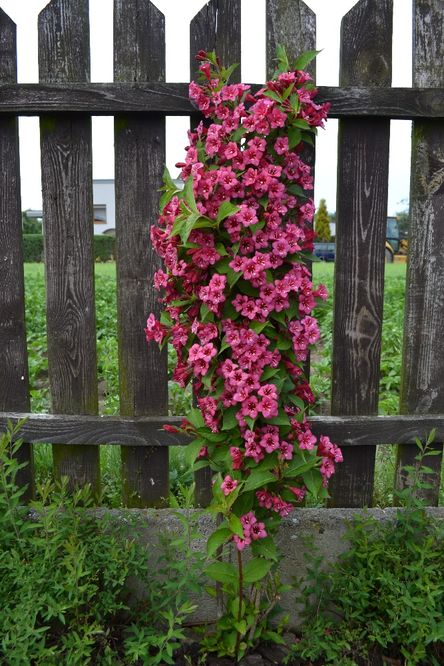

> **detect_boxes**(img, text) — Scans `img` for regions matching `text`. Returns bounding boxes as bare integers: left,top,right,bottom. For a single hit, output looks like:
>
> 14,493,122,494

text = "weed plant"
287,431,444,665
0,421,204,665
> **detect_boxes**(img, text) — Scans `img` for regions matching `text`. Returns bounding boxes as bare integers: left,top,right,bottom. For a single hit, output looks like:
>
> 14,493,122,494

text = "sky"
0,0,412,214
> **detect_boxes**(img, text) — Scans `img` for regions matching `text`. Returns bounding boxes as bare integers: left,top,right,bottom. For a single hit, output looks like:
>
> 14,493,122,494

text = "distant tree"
396,209,409,238
22,212,42,234
315,198,331,242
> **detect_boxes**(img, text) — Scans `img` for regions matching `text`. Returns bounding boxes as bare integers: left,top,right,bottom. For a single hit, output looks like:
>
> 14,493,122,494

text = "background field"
24,262,442,507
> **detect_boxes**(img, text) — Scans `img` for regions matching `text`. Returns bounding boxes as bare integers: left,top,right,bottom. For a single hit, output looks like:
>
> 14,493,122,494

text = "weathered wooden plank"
266,0,316,381
190,0,241,82
38,0,99,492
266,0,316,79
2,412,444,449
0,8,34,499
189,0,241,507
330,0,393,508
395,0,444,504
114,0,168,508
2,83,444,118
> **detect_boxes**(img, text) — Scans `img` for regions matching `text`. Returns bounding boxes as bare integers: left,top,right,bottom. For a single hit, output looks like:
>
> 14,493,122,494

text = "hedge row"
22,234,115,263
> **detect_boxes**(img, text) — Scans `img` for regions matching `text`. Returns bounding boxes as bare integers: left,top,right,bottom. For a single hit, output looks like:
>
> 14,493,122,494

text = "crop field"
23,262,442,506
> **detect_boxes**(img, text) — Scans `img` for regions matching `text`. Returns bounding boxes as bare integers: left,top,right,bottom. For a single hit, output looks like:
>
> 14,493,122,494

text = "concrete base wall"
104,507,444,628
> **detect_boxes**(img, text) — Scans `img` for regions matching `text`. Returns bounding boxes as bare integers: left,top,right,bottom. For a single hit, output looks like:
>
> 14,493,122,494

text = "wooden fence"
1,0,444,509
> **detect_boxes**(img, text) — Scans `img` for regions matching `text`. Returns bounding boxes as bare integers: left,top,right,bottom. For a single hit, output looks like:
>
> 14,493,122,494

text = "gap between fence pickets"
0,84,444,118
1,412,444,448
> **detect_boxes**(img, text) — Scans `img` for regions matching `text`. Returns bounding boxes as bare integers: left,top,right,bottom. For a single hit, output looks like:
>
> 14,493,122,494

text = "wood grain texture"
265,0,316,380
190,0,241,83
0,8,34,499
266,0,316,79
190,0,241,507
114,0,168,508
396,0,444,504
330,0,393,508
38,0,99,492
2,83,444,118
3,412,444,449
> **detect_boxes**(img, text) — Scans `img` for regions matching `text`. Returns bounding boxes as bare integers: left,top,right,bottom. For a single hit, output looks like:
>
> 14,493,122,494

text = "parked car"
313,242,336,261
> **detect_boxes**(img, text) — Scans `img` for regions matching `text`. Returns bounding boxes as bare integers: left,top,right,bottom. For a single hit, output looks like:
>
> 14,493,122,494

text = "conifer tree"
315,199,331,241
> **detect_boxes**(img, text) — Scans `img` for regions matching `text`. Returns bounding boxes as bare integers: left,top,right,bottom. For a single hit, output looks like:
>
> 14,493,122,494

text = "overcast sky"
0,0,412,214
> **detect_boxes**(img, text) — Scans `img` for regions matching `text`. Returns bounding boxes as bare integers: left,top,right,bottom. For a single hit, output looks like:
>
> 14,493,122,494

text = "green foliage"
22,235,115,263
93,234,115,262
23,234,44,261
0,422,203,664
314,198,331,242
288,432,444,665
22,212,42,234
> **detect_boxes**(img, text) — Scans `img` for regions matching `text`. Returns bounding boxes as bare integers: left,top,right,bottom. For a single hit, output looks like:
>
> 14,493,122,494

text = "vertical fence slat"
189,0,241,507
266,0,316,79
329,0,392,507
266,0,316,382
395,0,444,504
114,0,168,507
0,9,34,499
38,0,99,493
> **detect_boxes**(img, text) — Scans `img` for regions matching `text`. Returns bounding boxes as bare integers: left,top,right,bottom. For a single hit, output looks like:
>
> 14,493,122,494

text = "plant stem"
235,548,244,661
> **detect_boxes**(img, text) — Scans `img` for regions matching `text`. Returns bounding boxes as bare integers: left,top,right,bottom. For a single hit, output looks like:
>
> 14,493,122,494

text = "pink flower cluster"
146,51,342,549
233,511,267,551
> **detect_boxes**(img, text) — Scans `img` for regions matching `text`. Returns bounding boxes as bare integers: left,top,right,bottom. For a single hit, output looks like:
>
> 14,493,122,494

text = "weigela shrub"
146,48,343,658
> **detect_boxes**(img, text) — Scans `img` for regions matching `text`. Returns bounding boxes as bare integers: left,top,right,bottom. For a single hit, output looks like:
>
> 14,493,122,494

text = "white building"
26,178,182,235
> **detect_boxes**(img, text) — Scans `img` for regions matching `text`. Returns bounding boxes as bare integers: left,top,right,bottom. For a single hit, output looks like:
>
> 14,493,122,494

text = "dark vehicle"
314,217,401,263
313,242,335,261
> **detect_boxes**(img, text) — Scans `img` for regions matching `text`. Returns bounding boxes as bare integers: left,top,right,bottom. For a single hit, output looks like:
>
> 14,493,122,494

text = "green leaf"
222,406,239,431
251,537,278,561
287,394,305,410
303,469,323,497
283,459,316,479
206,561,238,584
215,242,229,256
250,321,270,334
181,212,201,244
260,366,280,381
293,49,320,71
183,176,199,214
184,439,204,466
162,166,176,190
243,558,272,584
268,412,291,426
227,267,242,288
207,527,232,557
244,469,276,492
216,201,240,224
275,44,290,72
229,514,244,538
288,127,302,150
187,407,205,429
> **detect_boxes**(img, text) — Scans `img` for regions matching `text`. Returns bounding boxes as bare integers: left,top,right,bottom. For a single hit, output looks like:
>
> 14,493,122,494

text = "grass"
22,261,442,507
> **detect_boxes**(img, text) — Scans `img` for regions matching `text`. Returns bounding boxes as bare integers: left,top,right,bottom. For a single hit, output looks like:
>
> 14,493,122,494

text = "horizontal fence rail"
2,412,444,449
0,84,444,118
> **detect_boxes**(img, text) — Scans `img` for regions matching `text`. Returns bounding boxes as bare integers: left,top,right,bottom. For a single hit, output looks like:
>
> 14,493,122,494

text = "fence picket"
329,0,393,507
38,0,99,493
0,9,34,499
114,0,168,507
189,0,242,507
395,0,444,504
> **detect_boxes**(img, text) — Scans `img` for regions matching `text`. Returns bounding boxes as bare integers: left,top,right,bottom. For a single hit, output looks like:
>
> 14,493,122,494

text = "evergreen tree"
315,199,331,242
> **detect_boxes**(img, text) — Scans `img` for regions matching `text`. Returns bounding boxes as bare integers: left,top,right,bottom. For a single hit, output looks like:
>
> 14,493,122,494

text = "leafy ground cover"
23,262,443,507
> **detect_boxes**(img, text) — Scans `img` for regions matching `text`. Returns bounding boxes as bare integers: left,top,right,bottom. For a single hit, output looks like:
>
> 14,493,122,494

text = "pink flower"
274,136,288,155
221,475,238,496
